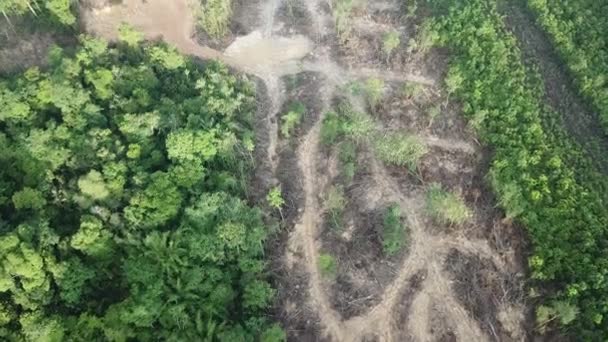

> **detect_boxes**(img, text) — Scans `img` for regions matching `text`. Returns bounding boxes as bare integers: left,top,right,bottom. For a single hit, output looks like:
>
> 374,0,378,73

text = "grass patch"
198,0,233,39
382,203,407,256
373,132,427,169
318,253,337,278
324,185,346,230
425,183,471,225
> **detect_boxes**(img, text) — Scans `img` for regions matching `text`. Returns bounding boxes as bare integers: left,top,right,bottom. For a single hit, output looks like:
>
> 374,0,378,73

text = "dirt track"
82,0,528,340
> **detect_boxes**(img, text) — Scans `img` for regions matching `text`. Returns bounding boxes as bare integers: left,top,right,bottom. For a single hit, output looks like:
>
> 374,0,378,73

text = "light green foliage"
12,187,45,210
382,30,400,60
281,101,306,138
77,170,110,200
425,183,471,225
364,78,385,110
70,216,113,258
427,105,441,126
373,132,427,169
20,312,65,342
333,0,365,43
118,24,144,47
123,173,183,229
0,38,276,340
199,0,233,38
537,302,579,332
318,253,337,278
382,204,406,255
267,186,285,210
402,81,424,100
340,105,375,142
147,46,186,70
166,130,218,163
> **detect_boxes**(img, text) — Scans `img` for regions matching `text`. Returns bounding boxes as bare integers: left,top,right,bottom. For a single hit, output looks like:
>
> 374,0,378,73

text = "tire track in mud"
82,0,525,340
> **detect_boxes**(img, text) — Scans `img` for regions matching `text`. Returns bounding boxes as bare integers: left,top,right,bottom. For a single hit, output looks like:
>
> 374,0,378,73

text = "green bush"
425,183,471,225
382,30,401,61
321,111,343,145
318,253,337,278
281,101,306,138
340,104,376,143
199,0,233,38
364,78,385,110
325,185,346,230
373,132,427,169
382,204,406,255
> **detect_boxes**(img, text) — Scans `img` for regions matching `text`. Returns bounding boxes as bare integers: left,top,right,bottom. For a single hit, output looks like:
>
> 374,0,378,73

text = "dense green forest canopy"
0,33,284,341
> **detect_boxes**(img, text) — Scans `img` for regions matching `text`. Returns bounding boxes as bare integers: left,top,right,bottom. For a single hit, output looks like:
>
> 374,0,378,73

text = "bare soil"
76,0,533,340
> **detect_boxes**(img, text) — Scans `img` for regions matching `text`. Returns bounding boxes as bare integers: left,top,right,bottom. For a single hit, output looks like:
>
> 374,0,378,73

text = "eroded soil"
78,0,530,341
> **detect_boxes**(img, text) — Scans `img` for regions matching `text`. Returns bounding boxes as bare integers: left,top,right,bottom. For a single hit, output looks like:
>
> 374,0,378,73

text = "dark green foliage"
0,35,282,340
527,0,608,133
428,0,608,337
382,204,406,256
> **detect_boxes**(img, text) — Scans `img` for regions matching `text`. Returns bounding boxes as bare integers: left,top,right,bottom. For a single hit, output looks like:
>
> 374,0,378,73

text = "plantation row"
427,0,608,338
526,0,608,133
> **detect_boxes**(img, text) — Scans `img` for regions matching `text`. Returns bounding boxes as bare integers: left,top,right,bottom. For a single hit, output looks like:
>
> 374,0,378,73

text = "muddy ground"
0,0,549,340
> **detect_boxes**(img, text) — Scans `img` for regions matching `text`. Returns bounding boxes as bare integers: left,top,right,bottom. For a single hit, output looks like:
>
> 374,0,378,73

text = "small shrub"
382,30,401,61
321,111,343,145
426,183,472,225
402,81,424,99
344,80,363,95
427,105,441,126
415,20,440,54
281,101,306,138
339,141,357,183
199,0,233,38
318,253,337,278
364,78,385,110
382,204,406,255
340,104,375,143
333,0,365,43
266,186,285,210
373,133,427,169
325,185,346,229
